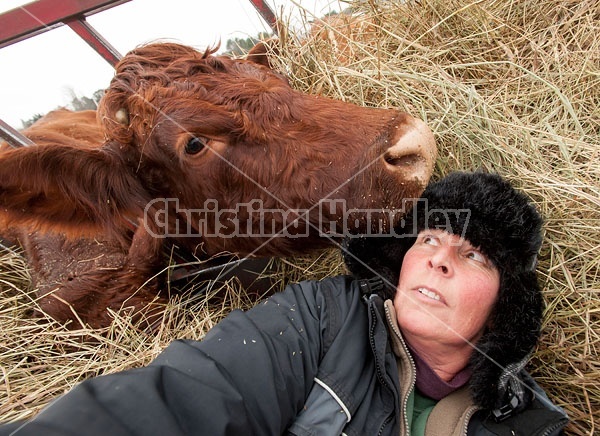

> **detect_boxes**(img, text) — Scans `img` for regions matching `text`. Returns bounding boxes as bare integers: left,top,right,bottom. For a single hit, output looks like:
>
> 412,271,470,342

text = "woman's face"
394,229,500,348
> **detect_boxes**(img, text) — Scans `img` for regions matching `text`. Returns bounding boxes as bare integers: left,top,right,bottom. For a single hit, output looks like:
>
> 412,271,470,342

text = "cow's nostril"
382,116,437,186
384,152,423,168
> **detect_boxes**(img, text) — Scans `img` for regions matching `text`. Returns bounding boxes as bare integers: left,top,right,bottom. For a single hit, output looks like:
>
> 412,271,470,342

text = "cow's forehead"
98,48,284,143
118,55,284,105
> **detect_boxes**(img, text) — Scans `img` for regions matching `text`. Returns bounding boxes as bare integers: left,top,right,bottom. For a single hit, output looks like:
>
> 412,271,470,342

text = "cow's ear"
0,143,149,241
246,38,280,69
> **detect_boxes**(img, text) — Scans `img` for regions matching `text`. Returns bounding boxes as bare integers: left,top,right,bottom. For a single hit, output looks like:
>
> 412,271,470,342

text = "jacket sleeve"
0,276,359,436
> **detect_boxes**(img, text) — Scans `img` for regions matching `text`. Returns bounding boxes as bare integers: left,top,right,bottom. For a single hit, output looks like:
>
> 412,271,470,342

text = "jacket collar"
383,299,477,435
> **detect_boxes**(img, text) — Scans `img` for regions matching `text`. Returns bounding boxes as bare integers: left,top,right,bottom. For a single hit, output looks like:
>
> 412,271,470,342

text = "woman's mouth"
417,287,441,302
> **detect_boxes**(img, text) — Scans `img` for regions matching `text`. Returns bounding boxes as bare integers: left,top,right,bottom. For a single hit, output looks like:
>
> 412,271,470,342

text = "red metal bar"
0,0,130,146
0,0,131,49
0,119,34,148
248,0,278,34
66,18,122,66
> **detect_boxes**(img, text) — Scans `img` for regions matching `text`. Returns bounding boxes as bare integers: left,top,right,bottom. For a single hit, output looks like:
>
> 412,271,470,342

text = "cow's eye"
185,137,207,155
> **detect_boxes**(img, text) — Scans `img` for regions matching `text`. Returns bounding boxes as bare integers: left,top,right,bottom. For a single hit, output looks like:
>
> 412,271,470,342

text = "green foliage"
21,113,43,129
20,88,103,128
224,32,272,57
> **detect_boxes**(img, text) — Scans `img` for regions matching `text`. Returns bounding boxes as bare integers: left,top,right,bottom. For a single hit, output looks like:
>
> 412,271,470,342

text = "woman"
0,172,568,435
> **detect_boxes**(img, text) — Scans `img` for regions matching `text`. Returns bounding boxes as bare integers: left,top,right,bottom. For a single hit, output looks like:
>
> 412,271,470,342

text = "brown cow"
0,42,436,329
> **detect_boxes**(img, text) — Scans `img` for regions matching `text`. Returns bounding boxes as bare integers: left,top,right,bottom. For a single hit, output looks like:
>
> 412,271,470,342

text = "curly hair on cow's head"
97,42,219,145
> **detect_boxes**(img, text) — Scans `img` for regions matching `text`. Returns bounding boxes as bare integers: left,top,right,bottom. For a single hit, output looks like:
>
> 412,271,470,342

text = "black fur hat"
343,171,544,411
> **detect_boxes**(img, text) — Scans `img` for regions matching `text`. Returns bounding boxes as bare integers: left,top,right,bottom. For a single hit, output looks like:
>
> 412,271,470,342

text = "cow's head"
0,42,436,258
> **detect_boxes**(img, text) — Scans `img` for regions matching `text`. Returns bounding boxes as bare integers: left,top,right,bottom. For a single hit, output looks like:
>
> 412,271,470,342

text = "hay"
1,0,598,434
0,245,345,424
275,1,598,433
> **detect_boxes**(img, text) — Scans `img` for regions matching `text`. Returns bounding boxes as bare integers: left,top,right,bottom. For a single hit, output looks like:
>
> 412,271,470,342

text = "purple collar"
407,343,472,400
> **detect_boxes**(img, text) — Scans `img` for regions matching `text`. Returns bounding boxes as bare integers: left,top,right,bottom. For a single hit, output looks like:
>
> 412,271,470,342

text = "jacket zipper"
383,304,416,436
461,406,479,436
540,418,569,436
368,302,395,436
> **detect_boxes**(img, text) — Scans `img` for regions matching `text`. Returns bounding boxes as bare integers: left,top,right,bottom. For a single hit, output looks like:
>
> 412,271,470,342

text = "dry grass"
0,245,346,424
275,1,598,433
1,0,599,434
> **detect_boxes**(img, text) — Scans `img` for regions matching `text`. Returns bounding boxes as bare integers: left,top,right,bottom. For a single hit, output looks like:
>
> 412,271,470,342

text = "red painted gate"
0,0,278,147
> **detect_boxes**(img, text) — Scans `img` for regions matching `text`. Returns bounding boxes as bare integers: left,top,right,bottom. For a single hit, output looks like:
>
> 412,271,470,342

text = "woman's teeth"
418,288,440,301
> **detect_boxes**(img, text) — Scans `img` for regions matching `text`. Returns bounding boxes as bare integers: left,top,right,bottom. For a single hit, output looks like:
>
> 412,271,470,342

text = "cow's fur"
0,42,436,329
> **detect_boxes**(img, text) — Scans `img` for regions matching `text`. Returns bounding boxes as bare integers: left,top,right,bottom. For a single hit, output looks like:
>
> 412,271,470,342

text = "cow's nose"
383,116,436,187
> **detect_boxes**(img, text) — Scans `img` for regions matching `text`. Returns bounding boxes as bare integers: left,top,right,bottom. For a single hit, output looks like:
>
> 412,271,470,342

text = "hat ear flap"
342,235,411,300
469,271,544,409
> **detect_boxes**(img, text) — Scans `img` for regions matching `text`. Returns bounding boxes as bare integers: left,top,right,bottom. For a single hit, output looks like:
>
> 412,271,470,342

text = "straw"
1,1,598,434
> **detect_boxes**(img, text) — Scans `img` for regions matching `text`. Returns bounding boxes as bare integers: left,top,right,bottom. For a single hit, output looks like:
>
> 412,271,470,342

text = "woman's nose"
428,248,453,275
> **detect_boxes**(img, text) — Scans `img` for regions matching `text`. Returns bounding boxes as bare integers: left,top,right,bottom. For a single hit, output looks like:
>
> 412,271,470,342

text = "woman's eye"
422,235,439,245
185,137,207,155
466,250,486,263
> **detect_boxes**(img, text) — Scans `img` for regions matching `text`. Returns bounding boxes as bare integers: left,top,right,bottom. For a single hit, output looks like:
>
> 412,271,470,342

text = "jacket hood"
343,171,545,413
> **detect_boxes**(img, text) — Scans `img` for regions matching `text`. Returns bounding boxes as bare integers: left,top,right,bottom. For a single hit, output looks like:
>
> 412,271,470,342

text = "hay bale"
276,1,598,434
1,1,598,434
